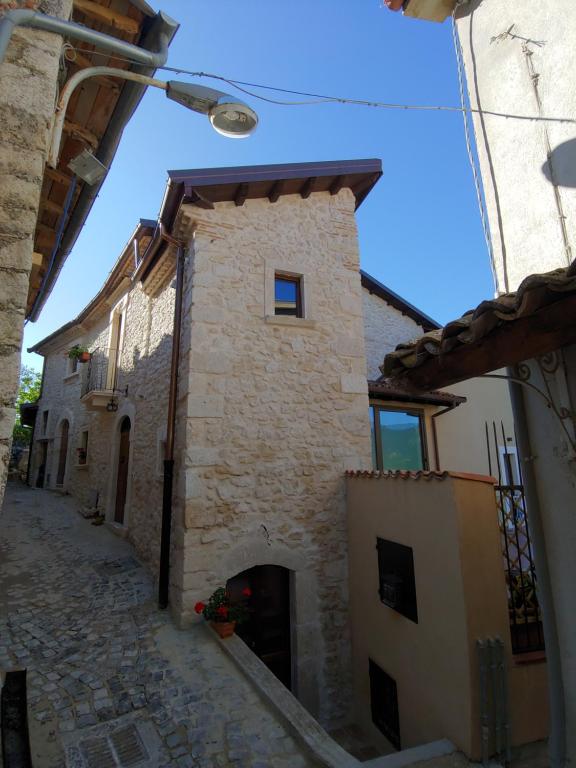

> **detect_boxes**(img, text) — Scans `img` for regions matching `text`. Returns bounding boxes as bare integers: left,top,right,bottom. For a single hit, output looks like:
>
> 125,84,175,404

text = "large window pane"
369,406,377,470
378,409,424,471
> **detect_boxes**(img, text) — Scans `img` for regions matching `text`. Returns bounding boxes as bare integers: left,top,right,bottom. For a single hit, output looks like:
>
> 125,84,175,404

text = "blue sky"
23,0,494,370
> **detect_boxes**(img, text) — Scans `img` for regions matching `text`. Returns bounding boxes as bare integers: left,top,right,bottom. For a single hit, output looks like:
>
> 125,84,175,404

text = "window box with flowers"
195,586,252,639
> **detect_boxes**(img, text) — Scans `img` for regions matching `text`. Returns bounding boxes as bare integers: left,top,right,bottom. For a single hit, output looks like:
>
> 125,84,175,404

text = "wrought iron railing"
487,420,545,654
81,347,119,397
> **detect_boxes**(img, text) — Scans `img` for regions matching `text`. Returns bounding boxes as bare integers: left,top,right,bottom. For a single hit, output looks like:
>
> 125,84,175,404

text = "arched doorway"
56,420,69,487
114,416,131,525
227,565,292,689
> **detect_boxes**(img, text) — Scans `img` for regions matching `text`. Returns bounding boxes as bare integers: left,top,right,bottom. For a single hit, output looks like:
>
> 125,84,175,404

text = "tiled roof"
382,261,576,389
368,378,465,406
345,469,496,485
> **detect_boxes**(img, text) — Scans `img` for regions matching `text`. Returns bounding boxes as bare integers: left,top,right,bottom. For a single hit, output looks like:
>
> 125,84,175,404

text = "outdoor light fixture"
106,398,118,413
48,67,259,169
68,149,108,186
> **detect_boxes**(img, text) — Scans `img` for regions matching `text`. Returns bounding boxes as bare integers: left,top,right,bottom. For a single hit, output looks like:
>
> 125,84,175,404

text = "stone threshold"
205,624,457,768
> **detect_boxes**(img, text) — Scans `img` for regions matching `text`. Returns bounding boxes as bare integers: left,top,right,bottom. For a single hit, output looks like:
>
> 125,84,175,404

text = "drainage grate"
79,724,148,767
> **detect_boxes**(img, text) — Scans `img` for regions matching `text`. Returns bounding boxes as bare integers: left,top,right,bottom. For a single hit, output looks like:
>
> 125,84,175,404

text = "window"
369,659,401,749
376,537,418,623
42,410,49,435
369,405,427,471
67,356,78,375
274,274,302,317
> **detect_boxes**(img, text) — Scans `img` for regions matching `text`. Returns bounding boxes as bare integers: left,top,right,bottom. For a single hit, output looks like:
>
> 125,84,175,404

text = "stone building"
0,0,176,505
28,158,516,730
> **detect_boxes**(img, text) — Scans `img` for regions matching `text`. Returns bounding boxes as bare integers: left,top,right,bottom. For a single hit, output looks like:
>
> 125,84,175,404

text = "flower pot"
78,351,91,363
211,621,236,639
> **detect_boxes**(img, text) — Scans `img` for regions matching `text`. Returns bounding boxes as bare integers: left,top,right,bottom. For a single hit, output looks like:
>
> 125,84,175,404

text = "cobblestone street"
0,483,317,768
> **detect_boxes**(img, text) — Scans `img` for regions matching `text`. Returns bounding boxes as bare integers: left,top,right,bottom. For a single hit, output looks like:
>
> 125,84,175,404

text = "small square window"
78,430,88,465
274,275,302,317
377,537,418,624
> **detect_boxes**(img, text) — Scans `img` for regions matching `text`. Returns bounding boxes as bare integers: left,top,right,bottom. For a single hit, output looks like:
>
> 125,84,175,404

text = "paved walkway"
0,483,317,768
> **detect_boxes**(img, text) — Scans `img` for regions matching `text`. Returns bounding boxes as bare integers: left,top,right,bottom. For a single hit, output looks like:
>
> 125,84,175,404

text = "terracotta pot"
78,351,91,363
211,621,236,639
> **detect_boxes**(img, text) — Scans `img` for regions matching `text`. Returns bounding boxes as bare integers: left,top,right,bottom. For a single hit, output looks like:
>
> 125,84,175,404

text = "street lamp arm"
49,66,167,167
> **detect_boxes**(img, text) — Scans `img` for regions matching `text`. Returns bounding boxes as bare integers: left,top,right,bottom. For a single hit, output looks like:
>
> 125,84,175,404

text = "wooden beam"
35,224,56,250
73,0,140,34
395,293,576,392
329,175,345,196
63,119,99,148
185,188,215,210
268,180,285,203
234,183,249,207
40,198,64,217
44,167,74,187
300,176,317,200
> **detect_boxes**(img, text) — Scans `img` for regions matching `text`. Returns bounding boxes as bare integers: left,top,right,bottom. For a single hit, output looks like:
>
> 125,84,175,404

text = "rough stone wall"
29,277,176,570
456,0,576,293
0,0,72,505
362,288,425,379
170,189,372,728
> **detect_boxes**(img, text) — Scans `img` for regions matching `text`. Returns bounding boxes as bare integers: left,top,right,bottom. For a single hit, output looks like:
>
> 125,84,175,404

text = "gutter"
26,10,179,321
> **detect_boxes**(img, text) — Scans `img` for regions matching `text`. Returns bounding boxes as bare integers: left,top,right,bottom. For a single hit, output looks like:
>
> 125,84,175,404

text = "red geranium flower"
216,605,229,618
194,601,206,614
241,587,252,597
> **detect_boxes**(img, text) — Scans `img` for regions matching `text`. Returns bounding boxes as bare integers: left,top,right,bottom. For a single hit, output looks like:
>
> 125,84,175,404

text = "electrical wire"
64,44,576,125
451,7,498,292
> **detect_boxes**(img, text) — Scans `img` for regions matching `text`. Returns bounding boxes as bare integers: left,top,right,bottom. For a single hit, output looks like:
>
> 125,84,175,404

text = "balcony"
80,347,124,410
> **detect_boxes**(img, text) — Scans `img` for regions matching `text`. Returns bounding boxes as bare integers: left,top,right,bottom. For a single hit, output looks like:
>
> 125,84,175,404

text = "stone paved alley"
0,483,318,768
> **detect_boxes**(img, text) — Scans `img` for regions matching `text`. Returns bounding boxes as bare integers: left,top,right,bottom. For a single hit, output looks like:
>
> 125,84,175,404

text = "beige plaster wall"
170,189,372,728
347,473,548,758
456,0,576,294
0,0,72,505
362,288,424,380
29,275,177,569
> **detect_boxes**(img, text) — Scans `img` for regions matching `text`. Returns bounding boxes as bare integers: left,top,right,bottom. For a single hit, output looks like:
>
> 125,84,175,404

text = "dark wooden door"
56,420,69,486
114,417,131,524
227,565,292,689
36,442,48,488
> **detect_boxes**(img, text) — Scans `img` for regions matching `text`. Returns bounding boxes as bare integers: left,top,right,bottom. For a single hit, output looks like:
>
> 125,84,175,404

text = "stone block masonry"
0,0,72,504
170,189,373,729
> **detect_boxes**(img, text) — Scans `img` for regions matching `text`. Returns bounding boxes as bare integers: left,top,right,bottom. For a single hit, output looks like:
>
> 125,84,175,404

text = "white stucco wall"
456,0,576,294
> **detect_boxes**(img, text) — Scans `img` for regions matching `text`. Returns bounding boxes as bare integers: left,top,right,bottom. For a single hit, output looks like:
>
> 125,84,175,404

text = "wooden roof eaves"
360,270,440,332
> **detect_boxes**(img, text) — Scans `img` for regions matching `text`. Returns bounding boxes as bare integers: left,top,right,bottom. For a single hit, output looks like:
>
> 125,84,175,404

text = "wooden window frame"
274,273,303,318
369,404,428,471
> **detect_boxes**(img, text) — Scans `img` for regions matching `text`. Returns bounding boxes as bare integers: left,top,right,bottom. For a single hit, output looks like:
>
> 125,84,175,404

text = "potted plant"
194,586,251,639
68,344,91,364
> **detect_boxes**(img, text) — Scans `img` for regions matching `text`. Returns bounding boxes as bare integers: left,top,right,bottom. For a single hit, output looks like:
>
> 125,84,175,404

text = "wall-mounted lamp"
106,398,118,413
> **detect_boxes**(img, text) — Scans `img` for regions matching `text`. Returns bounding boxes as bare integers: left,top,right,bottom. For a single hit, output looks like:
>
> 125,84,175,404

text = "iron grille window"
369,405,427,471
274,274,302,317
376,537,418,623
369,659,400,749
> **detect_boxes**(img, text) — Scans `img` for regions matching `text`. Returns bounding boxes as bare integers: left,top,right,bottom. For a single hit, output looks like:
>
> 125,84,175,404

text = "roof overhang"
361,270,439,332
383,263,576,391
28,2,178,322
369,378,465,407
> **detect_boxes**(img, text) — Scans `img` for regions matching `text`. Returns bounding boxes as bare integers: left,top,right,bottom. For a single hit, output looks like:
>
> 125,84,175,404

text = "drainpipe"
508,374,566,768
0,9,177,68
158,226,186,610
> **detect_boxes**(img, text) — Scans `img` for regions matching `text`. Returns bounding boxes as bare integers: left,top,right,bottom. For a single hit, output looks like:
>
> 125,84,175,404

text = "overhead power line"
66,45,576,124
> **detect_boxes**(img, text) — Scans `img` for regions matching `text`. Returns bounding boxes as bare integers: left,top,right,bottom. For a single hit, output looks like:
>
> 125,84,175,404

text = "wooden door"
56,420,69,486
228,565,292,689
114,417,131,524
36,442,48,488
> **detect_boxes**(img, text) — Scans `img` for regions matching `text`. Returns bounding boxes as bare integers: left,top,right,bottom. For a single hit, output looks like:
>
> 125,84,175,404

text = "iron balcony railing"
81,347,120,398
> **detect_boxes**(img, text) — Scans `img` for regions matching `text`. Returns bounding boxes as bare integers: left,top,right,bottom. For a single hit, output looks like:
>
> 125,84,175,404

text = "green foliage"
13,365,42,446
194,587,249,624
68,344,89,360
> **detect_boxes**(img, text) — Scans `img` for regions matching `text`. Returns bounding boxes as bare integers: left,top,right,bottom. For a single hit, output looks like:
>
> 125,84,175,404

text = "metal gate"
486,421,545,654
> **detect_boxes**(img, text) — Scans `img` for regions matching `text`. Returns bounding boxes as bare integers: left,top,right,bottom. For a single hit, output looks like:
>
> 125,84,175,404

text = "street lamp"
49,66,259,179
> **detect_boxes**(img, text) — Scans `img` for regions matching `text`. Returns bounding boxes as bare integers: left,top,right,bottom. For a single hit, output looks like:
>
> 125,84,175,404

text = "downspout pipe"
508,374,566,768
158,225,186,610
0,8,178,68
